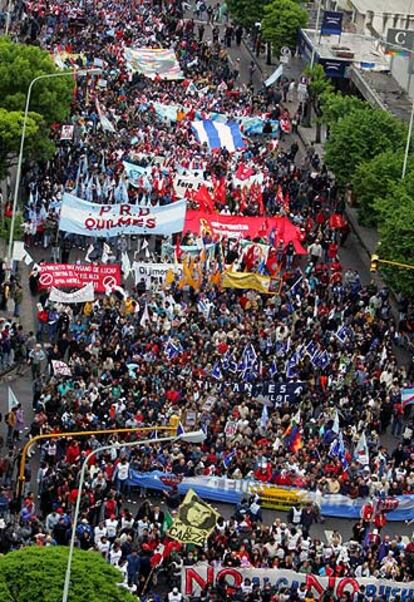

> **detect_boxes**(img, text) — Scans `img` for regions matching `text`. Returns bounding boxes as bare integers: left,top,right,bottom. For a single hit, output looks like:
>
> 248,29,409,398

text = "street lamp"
61,429,206,602
7,67,102,261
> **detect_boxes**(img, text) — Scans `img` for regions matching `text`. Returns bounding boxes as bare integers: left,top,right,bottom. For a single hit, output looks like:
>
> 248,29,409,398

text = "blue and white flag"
286,355,299,379
269,359,278,378
312,350,330,370
329,431,348,469
223,450,236,469
191,120,246,153
242,344,257,368
176,422,186,436
165,338,183,360
211,362,223,380
123,161,149,187
401,387,414,408
260,404,269,429
354,431,369,466
305,340,318,359
335,325,350,344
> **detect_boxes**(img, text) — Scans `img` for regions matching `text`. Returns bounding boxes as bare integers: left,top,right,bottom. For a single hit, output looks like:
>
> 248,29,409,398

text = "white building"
321,0,414,98
327,0,414,37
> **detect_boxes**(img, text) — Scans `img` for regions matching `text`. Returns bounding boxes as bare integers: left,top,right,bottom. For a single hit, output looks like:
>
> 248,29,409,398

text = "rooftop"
347,0,414,16
349,66,413,122
302,29,390,71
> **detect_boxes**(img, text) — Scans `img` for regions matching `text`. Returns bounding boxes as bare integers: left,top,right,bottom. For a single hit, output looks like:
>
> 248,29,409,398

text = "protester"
0,0,413,601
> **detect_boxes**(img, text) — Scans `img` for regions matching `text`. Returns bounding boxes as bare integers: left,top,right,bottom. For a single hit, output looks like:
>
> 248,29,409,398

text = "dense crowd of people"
0,0,413,600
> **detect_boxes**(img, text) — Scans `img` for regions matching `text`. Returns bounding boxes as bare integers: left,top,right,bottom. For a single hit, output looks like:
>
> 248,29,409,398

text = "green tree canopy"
226,0,271,28
0,36,74,124
374,175,414,295
351,150,414,226
304,65,334,101
0,546,136,602
0,108,42,178
262,0,308,56
324,107,407,185
320,91,366,127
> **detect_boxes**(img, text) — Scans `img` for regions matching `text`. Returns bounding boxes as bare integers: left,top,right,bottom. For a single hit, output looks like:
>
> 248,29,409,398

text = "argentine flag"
191,119,246,153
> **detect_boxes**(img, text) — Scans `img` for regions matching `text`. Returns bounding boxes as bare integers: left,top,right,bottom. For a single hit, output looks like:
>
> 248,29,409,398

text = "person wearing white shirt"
105,516,119,542
94,522,107,543
109,542,122,566
114,458,130,494
97,536,110,557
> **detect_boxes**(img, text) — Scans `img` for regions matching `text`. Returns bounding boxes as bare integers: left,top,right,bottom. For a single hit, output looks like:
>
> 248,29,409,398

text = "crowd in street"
0,0,413,600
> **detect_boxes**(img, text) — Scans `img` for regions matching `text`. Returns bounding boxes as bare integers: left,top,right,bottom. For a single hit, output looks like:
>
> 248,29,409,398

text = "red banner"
38,263,121,293
184,210,306,254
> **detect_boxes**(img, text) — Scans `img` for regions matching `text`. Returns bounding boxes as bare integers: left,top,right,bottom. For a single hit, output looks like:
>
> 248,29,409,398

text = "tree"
262,0,308,57
226,0,271,28
351,150,414,226
324,107,407,186
0,37,74,125
0,108,56,178
320,92,366,128
0,546,136,602
374,176,414,295
0,108,39,177
301,64,333,141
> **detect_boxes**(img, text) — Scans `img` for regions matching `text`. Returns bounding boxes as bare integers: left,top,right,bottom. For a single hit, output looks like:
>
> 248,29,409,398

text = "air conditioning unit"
331,45,355,58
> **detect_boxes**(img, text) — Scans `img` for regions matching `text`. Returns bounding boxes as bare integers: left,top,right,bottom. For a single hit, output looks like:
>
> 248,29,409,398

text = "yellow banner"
222,271,271,294
168,489,220,546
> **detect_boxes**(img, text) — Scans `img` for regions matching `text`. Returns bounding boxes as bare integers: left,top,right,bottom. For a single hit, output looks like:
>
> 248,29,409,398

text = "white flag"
354,432,369,466
121,252,131,277
51,360,71,376
332,410,340,435
140,303,150,327
23,252,34,266
85,244,94,263
8,387,19,412
102,242,111,264
141,238,150,258
264,64,284,87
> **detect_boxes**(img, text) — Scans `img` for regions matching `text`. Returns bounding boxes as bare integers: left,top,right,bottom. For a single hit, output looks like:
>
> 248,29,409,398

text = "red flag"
193,185,215,213
236,162,254,181
150,539,182,568
276,185,284,206
212,176,226,205
175,236,183,262
284,191,290,213
329,213,347,229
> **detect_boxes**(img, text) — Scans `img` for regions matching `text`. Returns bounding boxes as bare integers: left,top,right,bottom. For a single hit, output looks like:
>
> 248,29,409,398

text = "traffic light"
370,254,379,273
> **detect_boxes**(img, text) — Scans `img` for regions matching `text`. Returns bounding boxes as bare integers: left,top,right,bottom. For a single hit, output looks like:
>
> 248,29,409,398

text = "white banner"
173,172,213,198
133,262,182,286
59,193,187,237
182,565,414,599
51,360,72,376
264,64,284,87
49,283,94,304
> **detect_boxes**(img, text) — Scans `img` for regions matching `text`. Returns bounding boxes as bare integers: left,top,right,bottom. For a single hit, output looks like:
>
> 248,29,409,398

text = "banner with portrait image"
168,489,220,546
